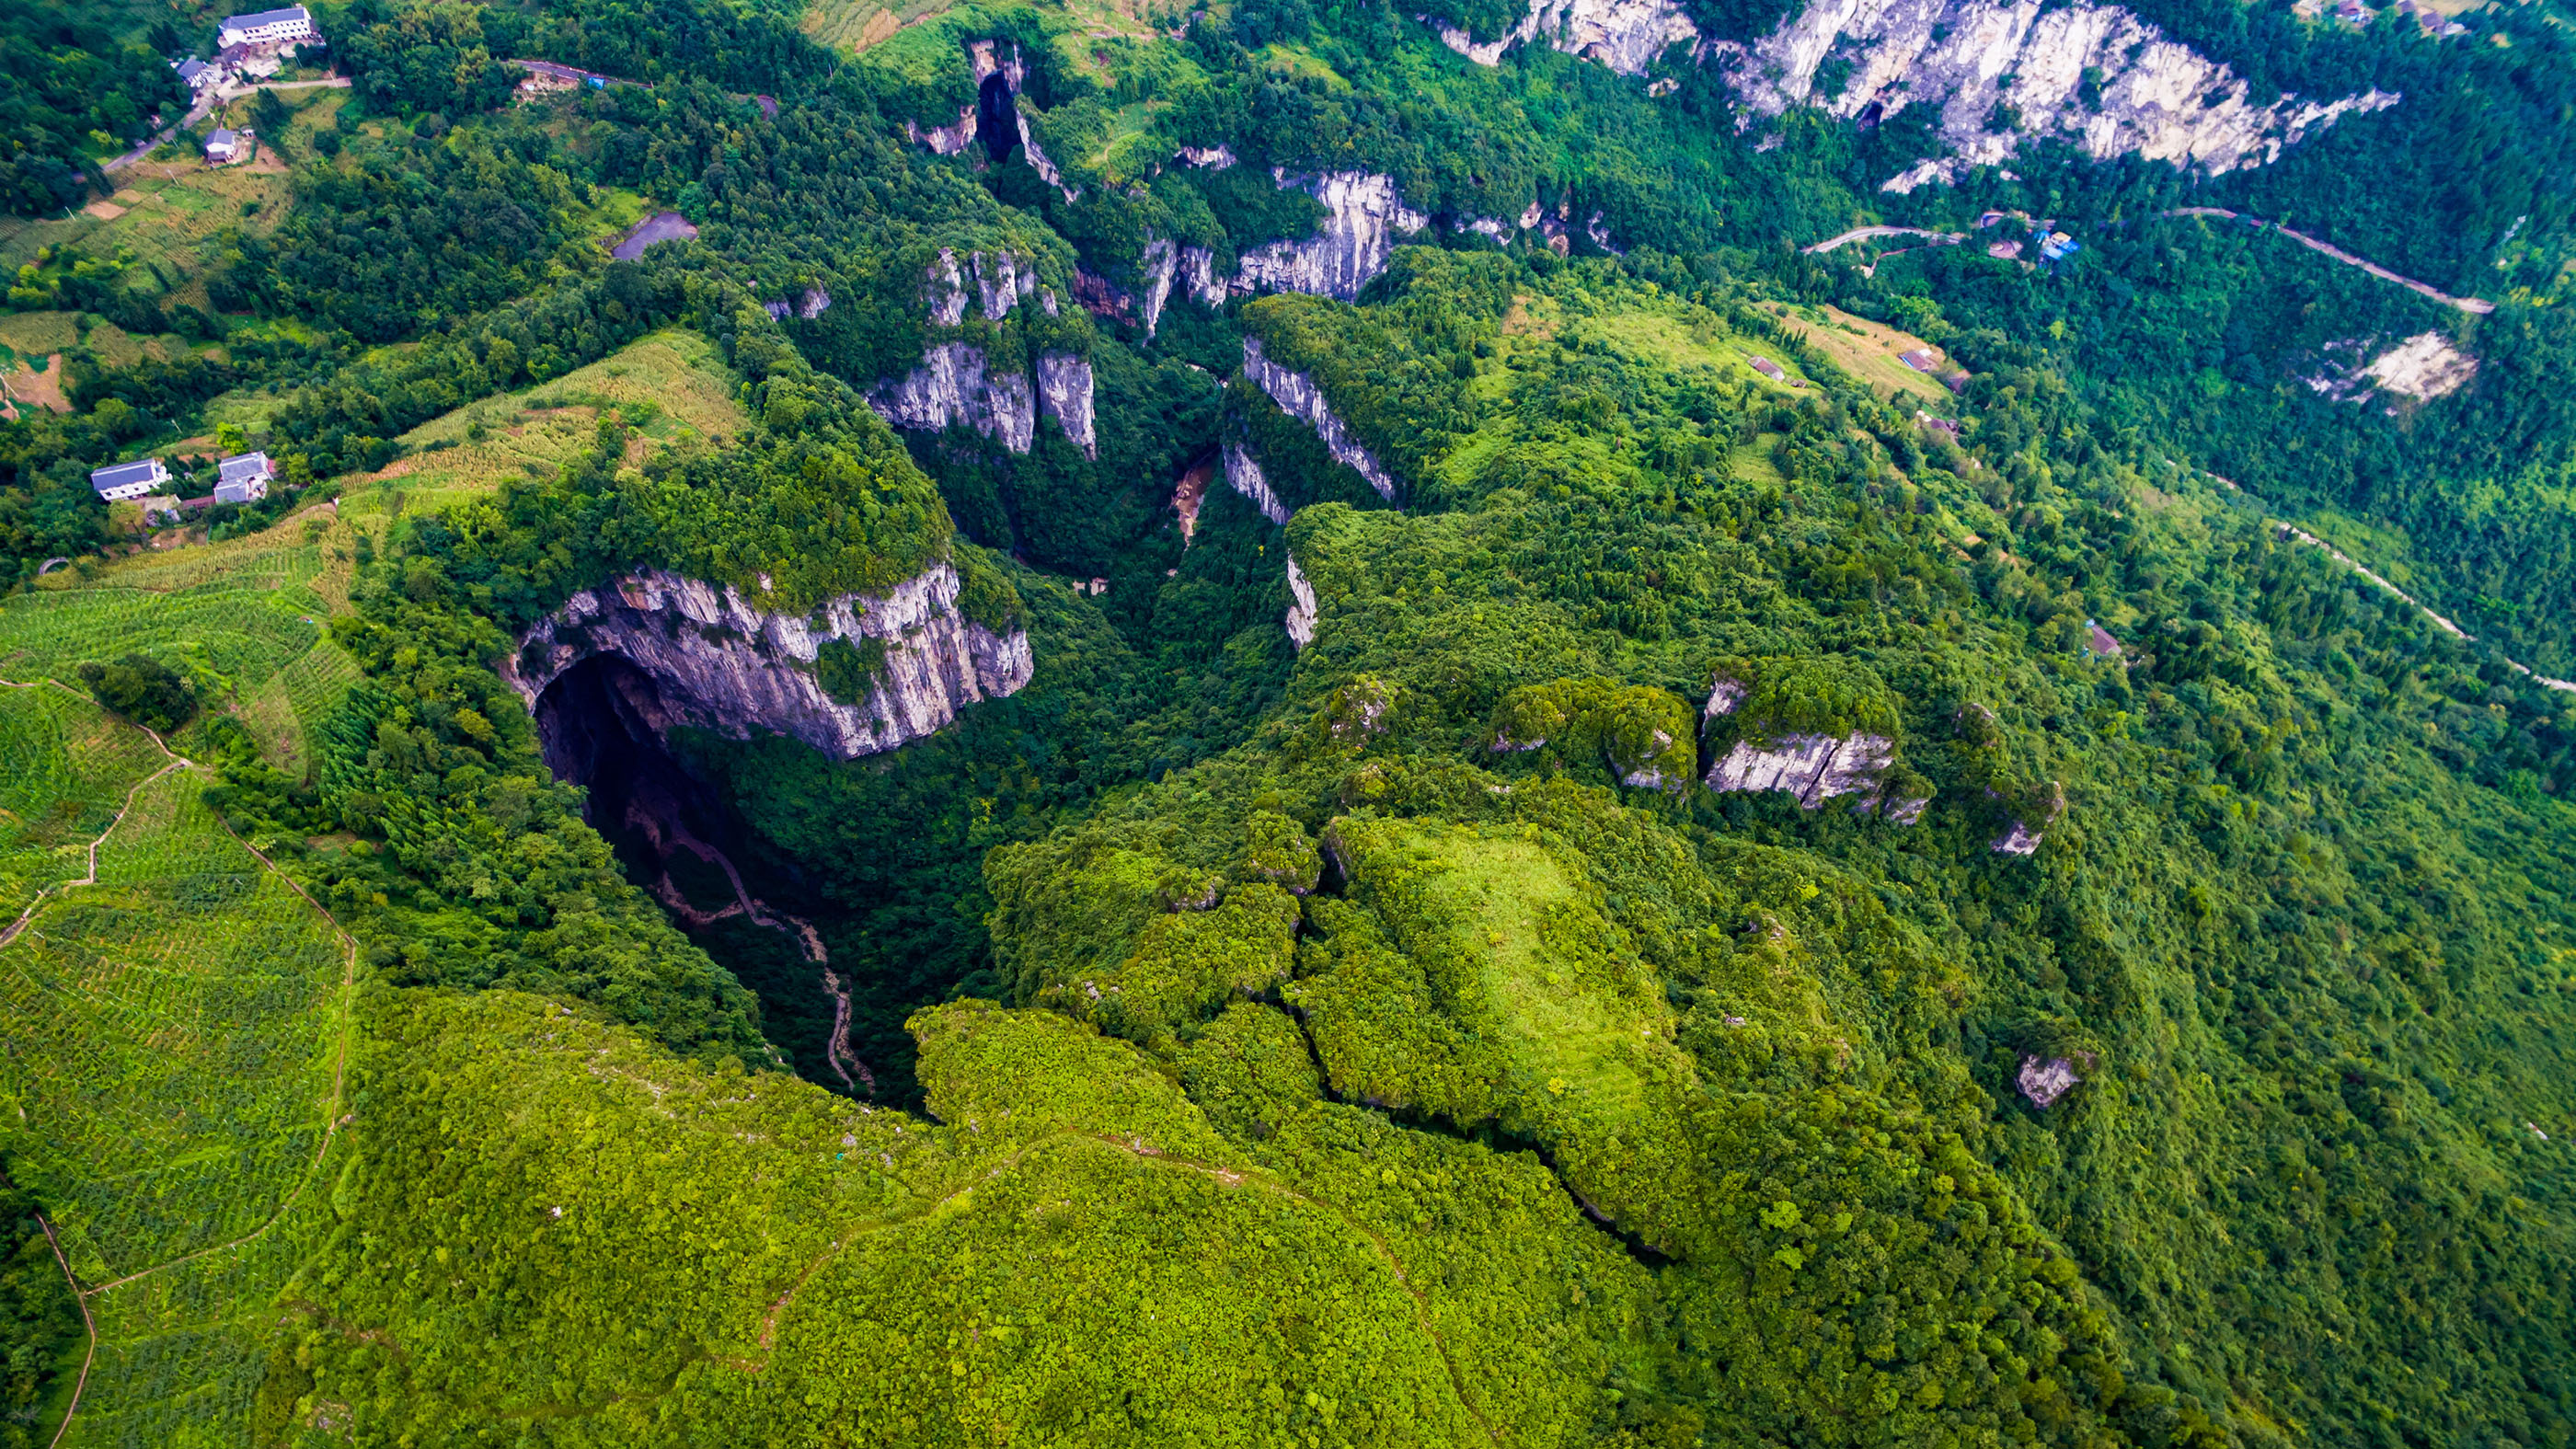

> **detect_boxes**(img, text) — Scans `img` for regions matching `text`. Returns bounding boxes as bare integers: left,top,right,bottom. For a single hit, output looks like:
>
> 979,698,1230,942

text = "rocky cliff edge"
507,564,1034,761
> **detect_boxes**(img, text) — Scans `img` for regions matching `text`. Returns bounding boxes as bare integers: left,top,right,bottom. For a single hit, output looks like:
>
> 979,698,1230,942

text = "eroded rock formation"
1426,0,1700,76
1285,555,1320,650
1702,674,1926,819
873,250,1095,456
1223,441,1290,524
1036,351,1098,458
1234,172,1428,302
873,342,1038,454
1716,0,2398,183
509,565,1032,761
1241,337,1398,500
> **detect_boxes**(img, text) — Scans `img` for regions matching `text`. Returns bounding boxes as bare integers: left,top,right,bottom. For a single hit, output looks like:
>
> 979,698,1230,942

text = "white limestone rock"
1706,731,1897,809
1425,0,1701,76
1037,351,1098,458
1018,111,1080,201
2018,1055,2080,1107
1232,171,1428,302
508,564,1033,762
1285,555,1320,650
1224,441,1291,525
1716,0,2400,181
1240,337,1399,500
870,342,1038,454
910,105,978,155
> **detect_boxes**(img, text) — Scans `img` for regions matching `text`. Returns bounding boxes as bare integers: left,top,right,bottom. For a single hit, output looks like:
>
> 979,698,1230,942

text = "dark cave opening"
976,71,1017,164
531,654,862,1096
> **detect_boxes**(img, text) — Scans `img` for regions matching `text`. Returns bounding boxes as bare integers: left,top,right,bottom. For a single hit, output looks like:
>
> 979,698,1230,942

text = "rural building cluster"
164,4,329,160
89,452,277,515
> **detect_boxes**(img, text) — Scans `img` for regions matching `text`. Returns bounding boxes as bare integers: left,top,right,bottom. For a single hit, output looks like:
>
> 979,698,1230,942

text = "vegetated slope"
0,0,2570,1441
173,257,2575,1444
0,750,353,1449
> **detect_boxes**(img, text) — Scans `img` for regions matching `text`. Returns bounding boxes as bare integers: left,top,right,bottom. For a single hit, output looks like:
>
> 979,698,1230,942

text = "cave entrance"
977,70,1018,164
532,655,867,1097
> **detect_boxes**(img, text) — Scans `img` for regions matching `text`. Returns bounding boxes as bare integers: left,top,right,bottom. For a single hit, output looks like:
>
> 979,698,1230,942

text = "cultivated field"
0,747,353,1448
1762,302,1956,404
0,684,170,926
335,328,749,535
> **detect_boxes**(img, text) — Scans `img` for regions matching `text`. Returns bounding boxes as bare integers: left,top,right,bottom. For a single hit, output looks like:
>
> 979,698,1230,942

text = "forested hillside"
0,0,2571,1442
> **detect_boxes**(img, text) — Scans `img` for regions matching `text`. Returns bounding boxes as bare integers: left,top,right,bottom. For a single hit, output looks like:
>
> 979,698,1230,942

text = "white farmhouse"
217,6,317,47
89,458,169,501
214,452,274,504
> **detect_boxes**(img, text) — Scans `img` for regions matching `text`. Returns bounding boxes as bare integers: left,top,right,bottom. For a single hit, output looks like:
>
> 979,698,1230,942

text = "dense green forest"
1,0,2572,1441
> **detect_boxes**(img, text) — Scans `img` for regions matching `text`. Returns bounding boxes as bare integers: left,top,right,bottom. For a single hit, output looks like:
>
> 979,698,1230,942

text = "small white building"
204,128,239,164
90,458,169,501
214,452,273,504
174,58,218,91
217,6,316,47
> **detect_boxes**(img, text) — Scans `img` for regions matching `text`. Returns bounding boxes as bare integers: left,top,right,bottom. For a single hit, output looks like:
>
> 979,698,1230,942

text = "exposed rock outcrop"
1426,0,1700,77
1224,441,1291,525
1178,144,1238,168
762,287,834,322
1241,337,1398,500
873,342,1038,454
925,247,1039,325
1037,351,1098,457
1702,674,1926,818
1707,731,1899,809
1018,111,1080,201
2018,1055,2080,1106
1285,555,1320,650
1234,172,1428,302
1715,0,2400,182
1990,780,2064,855
509,565,1033,761
876,250,1096,456
911,106,977,155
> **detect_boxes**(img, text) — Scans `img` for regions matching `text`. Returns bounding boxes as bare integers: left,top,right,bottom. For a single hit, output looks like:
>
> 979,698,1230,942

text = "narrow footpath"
2196,475,2575,694
2161,208,2495,314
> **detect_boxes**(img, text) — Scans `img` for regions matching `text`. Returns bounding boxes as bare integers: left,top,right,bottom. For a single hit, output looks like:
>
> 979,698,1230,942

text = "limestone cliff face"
1284,555,1320,650
1224,441,1291,525
1702,676,1926,820
874,342,1039,454
1017,110,1081,201
1706,731,1902,808
1234,172,1429,302
1717,0,2398,183
1241,338,1398,500
1036,351,1098,458
871,250,1096,457
509,565,1034,761
1429,0,1700,76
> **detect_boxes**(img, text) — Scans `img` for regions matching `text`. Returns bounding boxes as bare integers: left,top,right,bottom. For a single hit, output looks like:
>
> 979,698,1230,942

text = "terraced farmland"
0,754,353,1447
0,684,171,926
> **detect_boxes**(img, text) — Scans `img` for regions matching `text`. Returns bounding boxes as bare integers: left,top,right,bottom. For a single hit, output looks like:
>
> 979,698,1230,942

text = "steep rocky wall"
1428,0,1701,76
873,342,1039,454
1284,555,1320,650
1234,172,1428,302
873,250,1095,456
1036,351,1098,458
1223,441,1291,524
1702,676,1926,820
508,565,1034,761
1717,0,2398,182
1241,338,1399,500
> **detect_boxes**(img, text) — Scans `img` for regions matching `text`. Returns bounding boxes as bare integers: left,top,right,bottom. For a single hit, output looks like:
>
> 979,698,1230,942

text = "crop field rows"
0,771,347,1292
0,684,170,925
0,584,322,693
